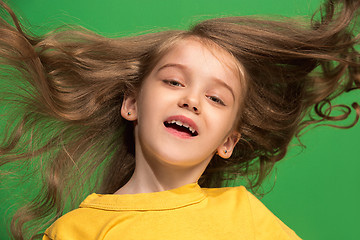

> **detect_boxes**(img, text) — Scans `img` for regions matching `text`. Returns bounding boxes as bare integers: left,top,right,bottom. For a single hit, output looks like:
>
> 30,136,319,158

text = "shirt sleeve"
245,189,302,240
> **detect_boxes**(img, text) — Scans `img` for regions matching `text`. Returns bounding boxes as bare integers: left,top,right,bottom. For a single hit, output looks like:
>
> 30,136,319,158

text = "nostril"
180,101,199,113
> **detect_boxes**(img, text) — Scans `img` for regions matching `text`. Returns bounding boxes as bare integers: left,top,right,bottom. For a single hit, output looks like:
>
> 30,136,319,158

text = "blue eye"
163,80,183,87
208,96,225,106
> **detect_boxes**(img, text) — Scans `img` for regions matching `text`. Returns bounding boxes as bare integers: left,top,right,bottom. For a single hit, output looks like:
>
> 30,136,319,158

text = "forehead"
153,38,243,93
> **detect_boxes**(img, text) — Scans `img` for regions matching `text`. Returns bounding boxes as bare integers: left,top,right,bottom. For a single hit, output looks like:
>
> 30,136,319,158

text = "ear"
121,95,138,121
217,131,241,159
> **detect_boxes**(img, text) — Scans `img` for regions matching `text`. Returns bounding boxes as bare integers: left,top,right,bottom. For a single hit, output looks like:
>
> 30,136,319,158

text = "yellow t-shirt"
43,182,301,240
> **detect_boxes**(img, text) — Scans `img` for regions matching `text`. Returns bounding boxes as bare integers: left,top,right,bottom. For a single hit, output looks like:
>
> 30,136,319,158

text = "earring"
224,150,227,154
127,112,131,116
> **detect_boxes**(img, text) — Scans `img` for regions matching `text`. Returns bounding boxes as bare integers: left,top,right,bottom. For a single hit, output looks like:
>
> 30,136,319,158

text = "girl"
0,0,359,239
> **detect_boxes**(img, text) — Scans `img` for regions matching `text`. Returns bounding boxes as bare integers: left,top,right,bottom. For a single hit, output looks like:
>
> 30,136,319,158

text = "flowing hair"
0,0,359,239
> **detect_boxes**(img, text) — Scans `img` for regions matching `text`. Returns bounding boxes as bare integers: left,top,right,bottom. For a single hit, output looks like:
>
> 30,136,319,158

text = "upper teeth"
168,120,196,134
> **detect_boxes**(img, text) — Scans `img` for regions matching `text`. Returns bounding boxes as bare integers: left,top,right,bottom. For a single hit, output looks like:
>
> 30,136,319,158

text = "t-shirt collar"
79,182,207,211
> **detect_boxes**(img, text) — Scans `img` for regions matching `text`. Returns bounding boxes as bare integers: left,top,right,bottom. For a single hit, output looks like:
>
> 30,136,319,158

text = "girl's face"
122,38,242,170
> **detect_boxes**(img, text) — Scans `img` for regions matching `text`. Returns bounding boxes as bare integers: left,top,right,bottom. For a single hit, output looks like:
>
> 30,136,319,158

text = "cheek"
136,85,173,125
206,108,237,139
136,84,160,116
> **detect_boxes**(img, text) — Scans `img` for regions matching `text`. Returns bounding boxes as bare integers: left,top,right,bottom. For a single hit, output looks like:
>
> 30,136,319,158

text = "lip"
164,115,199,134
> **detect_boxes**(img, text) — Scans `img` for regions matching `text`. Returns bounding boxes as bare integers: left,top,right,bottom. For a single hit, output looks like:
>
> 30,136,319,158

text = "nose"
178,94,201,114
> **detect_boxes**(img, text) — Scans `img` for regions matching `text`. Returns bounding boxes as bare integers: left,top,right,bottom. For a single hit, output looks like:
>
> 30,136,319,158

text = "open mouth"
163,120,198,137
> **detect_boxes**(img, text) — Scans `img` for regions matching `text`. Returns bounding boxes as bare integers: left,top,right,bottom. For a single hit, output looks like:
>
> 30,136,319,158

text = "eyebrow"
157,63,235,100
212,78,235,101
157,63,187,72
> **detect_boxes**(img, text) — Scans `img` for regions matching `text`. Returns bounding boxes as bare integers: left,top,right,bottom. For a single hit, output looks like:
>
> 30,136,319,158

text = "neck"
114,148,211,195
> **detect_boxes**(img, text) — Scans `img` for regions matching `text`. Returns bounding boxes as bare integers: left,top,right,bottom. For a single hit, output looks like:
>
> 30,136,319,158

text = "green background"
1,0,359,239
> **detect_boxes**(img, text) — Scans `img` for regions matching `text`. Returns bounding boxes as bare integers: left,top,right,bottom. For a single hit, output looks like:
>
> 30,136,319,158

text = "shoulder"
242,187,302,240
203,186,302,240
44,208,94,240
44,194,112,240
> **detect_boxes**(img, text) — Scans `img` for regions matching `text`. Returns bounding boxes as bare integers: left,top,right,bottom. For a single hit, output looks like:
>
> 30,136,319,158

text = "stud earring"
127,112,131,116
224,150,227,154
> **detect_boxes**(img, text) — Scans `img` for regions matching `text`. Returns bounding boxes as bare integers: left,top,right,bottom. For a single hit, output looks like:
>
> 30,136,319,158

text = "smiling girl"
115,38,243,195
0,0,359,239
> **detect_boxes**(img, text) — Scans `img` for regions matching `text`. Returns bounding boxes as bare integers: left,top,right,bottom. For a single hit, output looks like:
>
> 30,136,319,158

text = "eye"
207,95,226,106
163,79,184,87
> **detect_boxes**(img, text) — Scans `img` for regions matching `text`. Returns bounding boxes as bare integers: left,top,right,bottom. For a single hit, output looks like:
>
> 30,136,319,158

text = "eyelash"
163,79,184,87
162,79,226,106
207,96,226,106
